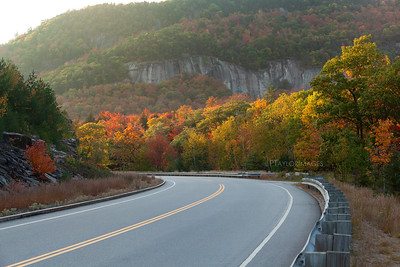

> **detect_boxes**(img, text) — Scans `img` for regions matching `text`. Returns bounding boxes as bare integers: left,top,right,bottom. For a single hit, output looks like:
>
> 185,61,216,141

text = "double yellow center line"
7,184,225,267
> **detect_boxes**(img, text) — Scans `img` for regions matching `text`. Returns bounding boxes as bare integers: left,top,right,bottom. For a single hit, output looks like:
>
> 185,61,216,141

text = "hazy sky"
0,0,164,45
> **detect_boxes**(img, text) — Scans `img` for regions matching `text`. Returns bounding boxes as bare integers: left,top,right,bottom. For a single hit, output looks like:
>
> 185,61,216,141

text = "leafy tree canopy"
0,59,68,144
311,35,393,140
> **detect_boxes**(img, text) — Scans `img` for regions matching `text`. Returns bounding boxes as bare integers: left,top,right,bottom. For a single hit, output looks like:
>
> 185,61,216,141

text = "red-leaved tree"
25,141,56,180
145,134,177,171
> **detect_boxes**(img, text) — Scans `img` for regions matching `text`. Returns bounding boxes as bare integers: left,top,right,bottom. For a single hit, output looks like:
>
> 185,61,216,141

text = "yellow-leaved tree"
0,95,7,118
293,91,323,171
311,35,390,140
76,122,109,168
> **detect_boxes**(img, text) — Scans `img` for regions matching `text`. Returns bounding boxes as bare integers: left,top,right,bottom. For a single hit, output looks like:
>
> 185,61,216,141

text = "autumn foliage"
57,73,232,120
366,119,396,168
74,36,400,192
24,141,57,180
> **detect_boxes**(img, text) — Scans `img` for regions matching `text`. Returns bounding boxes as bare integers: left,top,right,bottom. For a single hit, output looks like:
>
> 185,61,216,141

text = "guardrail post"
333,234,351,252
315,234,333,252
322,221,336,235
336,221,352,235
305,252,326,267
338,214,351,221
293,178,351,267
326,251,350,267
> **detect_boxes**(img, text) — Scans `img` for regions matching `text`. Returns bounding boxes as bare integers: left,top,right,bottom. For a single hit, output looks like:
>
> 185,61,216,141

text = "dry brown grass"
260,172,305,182
332,180,400,236
332,180,400,266
0,173,162,215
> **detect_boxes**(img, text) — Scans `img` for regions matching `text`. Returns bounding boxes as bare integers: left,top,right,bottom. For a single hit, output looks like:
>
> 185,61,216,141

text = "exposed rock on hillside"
128,56,321,98
0,136,37,188
0,132,78,189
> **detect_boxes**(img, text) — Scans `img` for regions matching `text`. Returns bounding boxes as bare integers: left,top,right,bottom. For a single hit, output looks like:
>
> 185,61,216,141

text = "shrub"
25,141,56,180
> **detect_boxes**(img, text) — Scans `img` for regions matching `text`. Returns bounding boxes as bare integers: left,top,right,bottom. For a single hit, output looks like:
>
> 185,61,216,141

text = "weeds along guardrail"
292,177,351,267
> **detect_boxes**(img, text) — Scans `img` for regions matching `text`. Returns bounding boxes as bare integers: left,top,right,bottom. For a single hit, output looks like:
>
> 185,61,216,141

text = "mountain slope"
0,0,399,119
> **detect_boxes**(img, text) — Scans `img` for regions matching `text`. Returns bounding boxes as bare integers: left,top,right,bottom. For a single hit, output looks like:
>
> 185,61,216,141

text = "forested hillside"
0,0,399,120
57,73,232,120
0,1,399,192
75,36,400,192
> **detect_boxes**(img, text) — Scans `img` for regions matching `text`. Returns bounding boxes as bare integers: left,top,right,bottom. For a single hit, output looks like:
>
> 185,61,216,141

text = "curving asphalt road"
0,176,320,267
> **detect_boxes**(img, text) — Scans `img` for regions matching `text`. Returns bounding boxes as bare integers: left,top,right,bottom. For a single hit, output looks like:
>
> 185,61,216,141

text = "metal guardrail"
292,177,351,267
302,178,330,218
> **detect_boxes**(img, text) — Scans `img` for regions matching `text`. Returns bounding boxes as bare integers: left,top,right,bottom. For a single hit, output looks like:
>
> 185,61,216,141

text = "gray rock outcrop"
127,56,321,98
0,132,78,189
3,132,32,149
0,135,38,188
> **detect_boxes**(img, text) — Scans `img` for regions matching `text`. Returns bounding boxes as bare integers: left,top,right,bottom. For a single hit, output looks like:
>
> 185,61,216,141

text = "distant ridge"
1,0,399,118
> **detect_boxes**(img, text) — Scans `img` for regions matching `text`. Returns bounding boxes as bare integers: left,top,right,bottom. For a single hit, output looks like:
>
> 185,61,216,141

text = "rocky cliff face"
127,56,321,98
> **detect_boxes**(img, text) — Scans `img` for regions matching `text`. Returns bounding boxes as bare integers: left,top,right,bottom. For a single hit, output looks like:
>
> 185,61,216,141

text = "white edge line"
0,180,176,231
289,181,329,267
239,184,294,267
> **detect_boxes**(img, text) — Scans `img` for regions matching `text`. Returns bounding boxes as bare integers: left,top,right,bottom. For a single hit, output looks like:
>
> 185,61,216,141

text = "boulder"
3,132,32,149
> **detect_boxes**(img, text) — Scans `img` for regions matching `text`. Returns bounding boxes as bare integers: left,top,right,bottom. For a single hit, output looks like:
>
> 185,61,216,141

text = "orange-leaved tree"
365,119,397,191
366,119,396,168
25,141,56,180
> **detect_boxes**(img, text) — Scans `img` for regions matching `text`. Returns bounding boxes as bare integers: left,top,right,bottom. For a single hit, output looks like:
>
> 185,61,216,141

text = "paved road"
0,176,320,266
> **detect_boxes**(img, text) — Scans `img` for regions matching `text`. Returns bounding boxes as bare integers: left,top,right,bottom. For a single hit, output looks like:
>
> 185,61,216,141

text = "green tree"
179,128,210,171
0,59,27,133
256,93,303,168
370,57,400,124
0,59,68,143
24,73,68,144
310,35,390,140
319,128,370,183
263,85,278,104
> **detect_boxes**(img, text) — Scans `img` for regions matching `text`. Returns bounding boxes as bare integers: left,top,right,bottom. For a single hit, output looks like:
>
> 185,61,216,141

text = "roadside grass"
331,180,400,266
332,180,400,236
0,173,162,217
260,172,306,182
